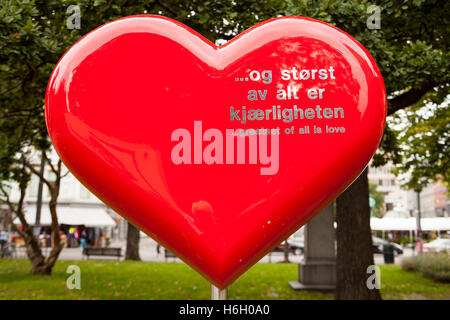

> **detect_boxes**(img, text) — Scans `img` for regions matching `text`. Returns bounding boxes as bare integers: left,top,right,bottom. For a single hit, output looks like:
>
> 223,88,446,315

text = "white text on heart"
171,121,279,175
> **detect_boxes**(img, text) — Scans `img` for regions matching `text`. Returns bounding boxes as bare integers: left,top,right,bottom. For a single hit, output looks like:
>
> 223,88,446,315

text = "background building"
434,179,449,217
368,163,408,213
406,179,449,218
419,184,437,217
4,151,127,245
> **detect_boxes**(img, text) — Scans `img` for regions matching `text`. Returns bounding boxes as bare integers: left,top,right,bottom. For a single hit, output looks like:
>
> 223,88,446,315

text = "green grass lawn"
0,259,449,300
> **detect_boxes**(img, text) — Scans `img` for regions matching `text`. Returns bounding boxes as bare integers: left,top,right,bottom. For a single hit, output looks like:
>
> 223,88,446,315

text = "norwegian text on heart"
170,66,347,175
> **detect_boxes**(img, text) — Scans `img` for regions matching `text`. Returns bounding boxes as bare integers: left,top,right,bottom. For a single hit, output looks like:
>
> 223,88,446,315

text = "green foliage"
0,0,288,192
372,125,402,167
402,252,450,283
391,103,449,192
286,0,449,187
0,0,448,193
1,259,449,299
0,0,63,183
398,235,411,246
0,259,332,300
369,182,385,217
286,0,449,103
380,264,450,300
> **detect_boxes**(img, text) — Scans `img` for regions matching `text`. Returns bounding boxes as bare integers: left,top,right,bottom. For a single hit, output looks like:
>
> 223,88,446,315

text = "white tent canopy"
371,217,450,231
14,205,116,227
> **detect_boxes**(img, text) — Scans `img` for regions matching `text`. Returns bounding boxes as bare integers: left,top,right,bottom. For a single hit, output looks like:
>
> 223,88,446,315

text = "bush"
401,252,450,283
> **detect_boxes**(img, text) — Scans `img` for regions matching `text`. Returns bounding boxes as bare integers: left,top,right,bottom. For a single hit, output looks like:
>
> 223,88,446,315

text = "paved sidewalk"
12,237,414,265
13,237,303,263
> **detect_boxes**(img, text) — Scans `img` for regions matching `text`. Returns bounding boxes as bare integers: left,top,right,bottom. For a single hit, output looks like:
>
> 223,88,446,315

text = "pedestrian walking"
80,230,87,249
0,229,8,257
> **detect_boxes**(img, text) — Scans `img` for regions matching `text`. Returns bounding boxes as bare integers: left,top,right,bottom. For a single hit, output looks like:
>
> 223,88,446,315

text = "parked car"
423,238,450,253
272,240,304,255
372,236,403,255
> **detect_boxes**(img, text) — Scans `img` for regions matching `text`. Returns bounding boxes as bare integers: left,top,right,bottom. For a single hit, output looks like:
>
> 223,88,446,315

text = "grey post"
289,202,336,291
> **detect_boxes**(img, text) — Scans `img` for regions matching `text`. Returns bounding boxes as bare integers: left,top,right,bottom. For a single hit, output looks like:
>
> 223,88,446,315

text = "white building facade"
3,150,126,243
368,163,408,213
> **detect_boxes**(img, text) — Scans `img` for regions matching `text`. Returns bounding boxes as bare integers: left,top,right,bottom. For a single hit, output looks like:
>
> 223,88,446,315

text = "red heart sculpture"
46,15,386,288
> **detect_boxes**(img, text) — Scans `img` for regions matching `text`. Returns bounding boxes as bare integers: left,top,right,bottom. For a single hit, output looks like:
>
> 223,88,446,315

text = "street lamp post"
33,152,46,239
415,191,423,254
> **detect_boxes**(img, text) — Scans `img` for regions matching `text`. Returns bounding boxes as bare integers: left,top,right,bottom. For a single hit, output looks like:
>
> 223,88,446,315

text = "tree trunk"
16,217,59,275
125,221,141,260
11,183,47,274
23,161,64,275
335,168,382,300
39,193,64,274
21,224,46,274
3,158,65,276
28,189,63,275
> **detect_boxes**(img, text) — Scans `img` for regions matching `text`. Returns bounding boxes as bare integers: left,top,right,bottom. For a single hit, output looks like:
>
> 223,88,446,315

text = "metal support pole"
409,229,413,249
34,152,46,238
416,191,423,254
211,285,227,300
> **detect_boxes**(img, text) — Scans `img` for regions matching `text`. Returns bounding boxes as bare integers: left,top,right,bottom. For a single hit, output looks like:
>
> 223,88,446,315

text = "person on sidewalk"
80,230,87,249
0,229,8,257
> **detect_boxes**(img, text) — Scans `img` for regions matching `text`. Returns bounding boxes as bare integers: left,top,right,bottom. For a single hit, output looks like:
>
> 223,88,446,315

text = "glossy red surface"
46,15,386,288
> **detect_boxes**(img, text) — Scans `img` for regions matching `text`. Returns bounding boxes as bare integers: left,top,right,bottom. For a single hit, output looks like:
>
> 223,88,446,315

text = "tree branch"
0,184,15,213
24,159,53,193
0,179,30,236
156,0,177,16
57,159,62,176
42,151,57,175
16,179,28,226
387,80,437,116
61,170,70,178
21,60,38,95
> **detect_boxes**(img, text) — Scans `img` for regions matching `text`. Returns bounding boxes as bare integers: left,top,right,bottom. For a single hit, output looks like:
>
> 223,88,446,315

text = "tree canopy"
369,182,386,217
2,0,448,187
391,102,449,192
0,0,448,297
